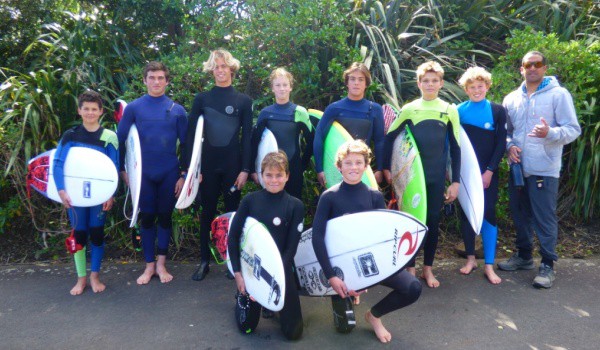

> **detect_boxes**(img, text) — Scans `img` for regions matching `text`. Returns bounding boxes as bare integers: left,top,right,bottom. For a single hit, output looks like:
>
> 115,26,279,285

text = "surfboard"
113,99,127,123
125,124,142,228
294,210,427,297
322,121,378,190
390,125,428,224
307,109,323,130
453,126,484,235
382,104,399,134
27,147,118,207
176,116,204,209
255,128,278,188
225,213,286,312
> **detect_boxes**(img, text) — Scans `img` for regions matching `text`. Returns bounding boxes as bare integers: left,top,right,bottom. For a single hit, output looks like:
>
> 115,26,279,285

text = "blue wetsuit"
313,98,385,173
252,102,313,199
53,125,119,276
117,94,187,263
186,85,253,263
457,99,507,264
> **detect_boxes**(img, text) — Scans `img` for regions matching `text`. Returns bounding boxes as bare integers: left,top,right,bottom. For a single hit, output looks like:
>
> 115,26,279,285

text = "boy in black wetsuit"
186,49,253,281
250,68,313,200
383,61,461,288
312,140,421,343
228,151,305,340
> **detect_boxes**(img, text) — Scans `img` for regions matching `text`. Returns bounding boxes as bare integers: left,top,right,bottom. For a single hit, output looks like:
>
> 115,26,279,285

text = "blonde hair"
335,140,372,168
261,150,289,175
416,61,444,82
343,62,372,86
202,49,241,74
269,68,294,89
458,67,492,88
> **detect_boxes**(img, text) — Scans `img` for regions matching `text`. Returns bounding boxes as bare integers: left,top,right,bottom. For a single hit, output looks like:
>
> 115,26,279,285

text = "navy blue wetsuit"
186,86,253,263
117,94,187,263
384,98,461,268
312,181,421,323
53,125,119,274
228,189,305,340
252,102,313,199
458,99,506,264
313,98,385,174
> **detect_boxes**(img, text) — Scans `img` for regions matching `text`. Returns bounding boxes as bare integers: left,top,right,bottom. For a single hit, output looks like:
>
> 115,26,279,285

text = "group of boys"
54,49,580,343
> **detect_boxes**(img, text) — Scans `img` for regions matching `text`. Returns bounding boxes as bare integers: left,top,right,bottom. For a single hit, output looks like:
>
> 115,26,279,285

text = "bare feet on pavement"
460,256,478,275
421,266,440,288
156,255,173,283
70,276,87,295
137,263,155,285
484,264,502,285
90,272,106,293
365,310,392,343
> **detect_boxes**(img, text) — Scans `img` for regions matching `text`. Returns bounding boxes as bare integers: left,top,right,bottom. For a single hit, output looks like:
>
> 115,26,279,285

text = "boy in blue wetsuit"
313,62,385,187
457,67,507,284
250,68,313,200
229,151,305,340
117,62,188,285
54,90,119,295
186,49,253,282
383,61,461,288
312,140,421,343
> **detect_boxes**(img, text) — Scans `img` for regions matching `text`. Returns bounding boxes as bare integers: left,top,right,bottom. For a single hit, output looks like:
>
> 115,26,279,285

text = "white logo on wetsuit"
225,106,234,114
273,217,282,226
297,223,304,232
484,122,492,129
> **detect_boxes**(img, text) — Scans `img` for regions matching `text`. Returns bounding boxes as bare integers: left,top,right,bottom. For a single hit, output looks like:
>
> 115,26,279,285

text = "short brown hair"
335,140,372,168
416,61,444,82
77,90,103,110
269,68,294,89
143,61,170,81
458,67,492,88
343,62,372,87
261,150,289,175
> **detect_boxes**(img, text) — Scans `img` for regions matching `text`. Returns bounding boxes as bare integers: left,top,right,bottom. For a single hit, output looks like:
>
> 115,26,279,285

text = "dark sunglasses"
523,61,545,69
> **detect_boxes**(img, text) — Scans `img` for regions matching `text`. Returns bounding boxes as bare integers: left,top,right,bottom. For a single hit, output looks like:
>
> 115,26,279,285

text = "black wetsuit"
228,189,305,340
186,85,253,263
384,98,461,267
252,102,313,199
312,181,421,326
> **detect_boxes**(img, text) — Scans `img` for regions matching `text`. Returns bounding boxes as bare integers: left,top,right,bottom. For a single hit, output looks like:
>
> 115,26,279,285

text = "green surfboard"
323,121,378,189
390,124,427,223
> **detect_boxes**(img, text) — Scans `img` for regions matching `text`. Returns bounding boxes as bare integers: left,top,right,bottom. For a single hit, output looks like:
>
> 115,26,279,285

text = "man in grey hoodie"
497,51,581,289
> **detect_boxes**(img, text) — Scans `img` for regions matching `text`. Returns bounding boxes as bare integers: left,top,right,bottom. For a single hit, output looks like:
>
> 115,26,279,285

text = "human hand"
383,169,392,184
528,117,550,138
374,170,383,184
234,171,249,190
250,173,259,185
103,197,114,211
120,171,129,187
508,146,521,164
482,170,493,189
317,172,326,188
58,190,72,208
444,182,460,203
174,177,185,197
234,272,246,294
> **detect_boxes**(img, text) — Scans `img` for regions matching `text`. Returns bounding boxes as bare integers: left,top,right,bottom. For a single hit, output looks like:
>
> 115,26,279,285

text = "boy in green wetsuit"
383,61,461,288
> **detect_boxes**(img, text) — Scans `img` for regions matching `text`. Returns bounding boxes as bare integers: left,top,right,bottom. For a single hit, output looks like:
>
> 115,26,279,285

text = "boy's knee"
157,212,172,229
89,226,104,246
140,212,156,229
74,230,88,247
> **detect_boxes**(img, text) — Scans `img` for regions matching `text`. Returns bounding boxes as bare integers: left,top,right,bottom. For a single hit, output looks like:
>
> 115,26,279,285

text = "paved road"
1,258,599,349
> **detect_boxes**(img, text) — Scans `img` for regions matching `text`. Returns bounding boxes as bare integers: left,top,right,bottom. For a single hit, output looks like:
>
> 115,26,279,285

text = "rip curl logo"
225,106,234,114
297,223,304,232
273,217,281,226
392,229,419,266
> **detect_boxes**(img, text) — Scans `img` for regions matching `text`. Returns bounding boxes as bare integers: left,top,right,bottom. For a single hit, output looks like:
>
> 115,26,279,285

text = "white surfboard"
294,210,427,297
226,213,286,311
176,116,204,209
255,128,278,188
456,126,484,235
125,124,142,228
28,147,118,207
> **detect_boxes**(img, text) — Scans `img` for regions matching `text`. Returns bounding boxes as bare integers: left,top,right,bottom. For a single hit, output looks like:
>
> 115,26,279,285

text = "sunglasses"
522,61,545,69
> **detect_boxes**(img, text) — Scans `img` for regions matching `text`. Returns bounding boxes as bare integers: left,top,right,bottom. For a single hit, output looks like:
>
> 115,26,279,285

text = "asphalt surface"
1,258,599,349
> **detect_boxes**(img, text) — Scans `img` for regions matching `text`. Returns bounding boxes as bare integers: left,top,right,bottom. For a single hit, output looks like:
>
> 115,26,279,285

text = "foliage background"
1,0,598,262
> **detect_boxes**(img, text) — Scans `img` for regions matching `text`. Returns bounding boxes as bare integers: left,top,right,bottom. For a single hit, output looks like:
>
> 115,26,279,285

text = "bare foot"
460,256,478,275
484,264,502,285
421,266,440,288
365,310,392,343
406,267,416,276
70,276,87,296
156,255,173,283
90,272,106,293
137,263,155,285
